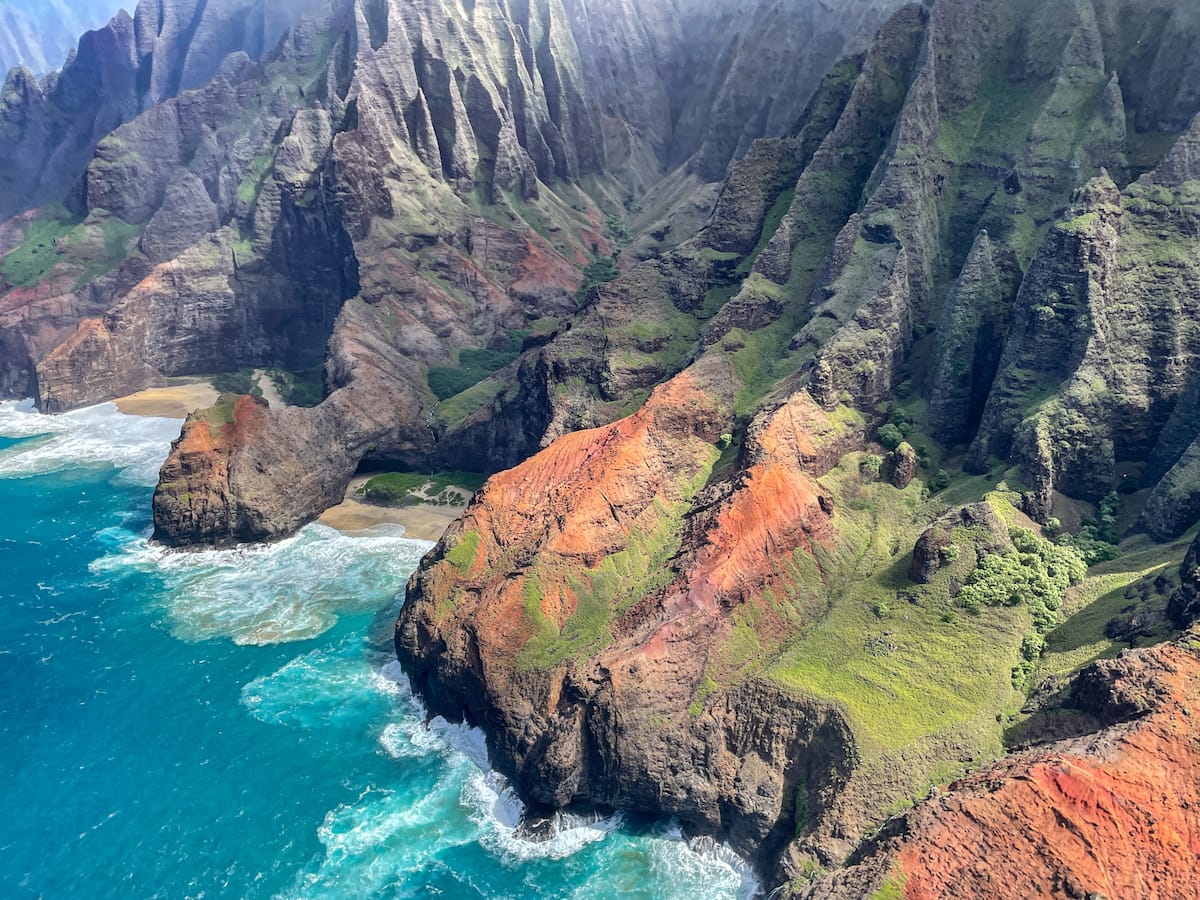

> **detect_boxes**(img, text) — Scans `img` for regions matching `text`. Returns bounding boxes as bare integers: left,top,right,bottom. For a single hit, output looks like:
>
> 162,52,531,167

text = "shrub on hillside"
876,423,904,450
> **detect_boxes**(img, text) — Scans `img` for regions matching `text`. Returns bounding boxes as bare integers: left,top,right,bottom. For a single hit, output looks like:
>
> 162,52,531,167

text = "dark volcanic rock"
885,441,918,489
909,501,1006,583
153,394,357,547
1167,534,1200,630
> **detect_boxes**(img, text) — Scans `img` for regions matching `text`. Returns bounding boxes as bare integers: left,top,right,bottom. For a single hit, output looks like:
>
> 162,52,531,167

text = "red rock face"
397,373,864,863
152,393,358,547
895,640,1200,900
152,395,264,546
796,635,1200,899
416,368,729,649
676,391,849,617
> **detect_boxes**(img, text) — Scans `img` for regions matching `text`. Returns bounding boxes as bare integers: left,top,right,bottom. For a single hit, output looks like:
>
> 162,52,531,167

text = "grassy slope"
1037,529,1196,680
1,206,141,289
768,457,1028,759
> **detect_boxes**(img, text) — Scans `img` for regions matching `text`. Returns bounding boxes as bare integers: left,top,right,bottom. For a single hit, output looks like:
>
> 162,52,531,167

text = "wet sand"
114,381,220,419
318,476,465,542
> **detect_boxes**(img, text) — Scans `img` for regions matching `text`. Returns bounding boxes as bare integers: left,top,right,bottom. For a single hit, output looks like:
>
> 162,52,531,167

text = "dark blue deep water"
0,401,752,899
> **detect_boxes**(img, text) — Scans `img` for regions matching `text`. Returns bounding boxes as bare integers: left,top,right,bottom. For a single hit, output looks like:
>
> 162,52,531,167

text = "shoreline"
114,380,220,419
112,387,464,542
318,476,466,542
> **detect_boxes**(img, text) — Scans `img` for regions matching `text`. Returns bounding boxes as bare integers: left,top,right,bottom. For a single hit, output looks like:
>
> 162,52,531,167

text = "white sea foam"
296,777,475,898
368,658,755,882
249,607,761,898
0,399,180,485
7,392,748,897
93,524,430,645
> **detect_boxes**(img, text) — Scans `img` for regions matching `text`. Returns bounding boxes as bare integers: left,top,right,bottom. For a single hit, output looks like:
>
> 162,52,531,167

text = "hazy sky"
0,0,129,76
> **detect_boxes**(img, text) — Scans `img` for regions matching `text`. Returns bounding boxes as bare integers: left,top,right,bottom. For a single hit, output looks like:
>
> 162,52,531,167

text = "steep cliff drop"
1,0,907,543
5,0,1200,895
396,368,863,872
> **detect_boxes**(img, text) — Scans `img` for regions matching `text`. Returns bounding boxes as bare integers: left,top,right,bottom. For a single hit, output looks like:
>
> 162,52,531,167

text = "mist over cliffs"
4,0,1200,897
0,0,126,77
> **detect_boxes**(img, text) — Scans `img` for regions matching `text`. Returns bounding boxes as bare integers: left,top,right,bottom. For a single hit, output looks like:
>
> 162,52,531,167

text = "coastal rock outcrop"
396,371,865,867
152,394,358,546
6,0,1200,893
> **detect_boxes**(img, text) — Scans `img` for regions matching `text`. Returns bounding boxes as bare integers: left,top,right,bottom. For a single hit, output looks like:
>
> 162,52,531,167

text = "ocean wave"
252,629,759,898
371,659,758,886
466,769,621,862
642,831,760,900
92,524,430,645
241,646,400,728
0,399,180,485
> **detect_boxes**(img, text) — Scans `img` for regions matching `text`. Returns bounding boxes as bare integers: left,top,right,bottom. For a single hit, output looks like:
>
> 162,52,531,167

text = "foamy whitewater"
0,400,758,899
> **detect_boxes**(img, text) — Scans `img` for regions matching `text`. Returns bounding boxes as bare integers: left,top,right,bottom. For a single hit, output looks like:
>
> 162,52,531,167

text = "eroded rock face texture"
1,0,901,545
0,0,328,219
397,373,858,869
393,0,1200,890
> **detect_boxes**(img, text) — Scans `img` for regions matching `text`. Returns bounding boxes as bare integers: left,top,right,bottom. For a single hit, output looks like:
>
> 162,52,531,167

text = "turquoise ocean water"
0,400,754,899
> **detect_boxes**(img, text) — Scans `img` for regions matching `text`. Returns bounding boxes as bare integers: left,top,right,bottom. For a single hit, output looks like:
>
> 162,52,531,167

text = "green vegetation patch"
954,528,1086,687
427,334,524,402
870,870,907,900
236,151,276,207
768,456,1027,756
267,367,325,408
1,207,82,287
435,377,506,428
1051,491,1120,564
575,256,619,304
518,455,719,670
0,207,138,290
358,471,485,507
1035,532,1194,682
446,531,481,574
738,186,796,275
74,216,140,286
192,394,240,428
211,369,263,396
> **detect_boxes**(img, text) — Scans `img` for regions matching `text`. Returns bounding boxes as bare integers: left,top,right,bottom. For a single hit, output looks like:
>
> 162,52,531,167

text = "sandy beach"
114,381,220,419
318,476,465,542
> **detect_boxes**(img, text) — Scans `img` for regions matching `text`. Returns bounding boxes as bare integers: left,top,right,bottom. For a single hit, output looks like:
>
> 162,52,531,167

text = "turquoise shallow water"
0,400,754,899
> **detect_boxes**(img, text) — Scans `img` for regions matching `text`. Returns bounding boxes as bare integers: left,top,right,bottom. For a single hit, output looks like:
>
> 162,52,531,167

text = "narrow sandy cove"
319,476,466,543
114,381,220,419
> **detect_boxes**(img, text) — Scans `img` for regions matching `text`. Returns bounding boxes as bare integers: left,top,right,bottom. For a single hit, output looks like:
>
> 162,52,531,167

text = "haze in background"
0,0,126,76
